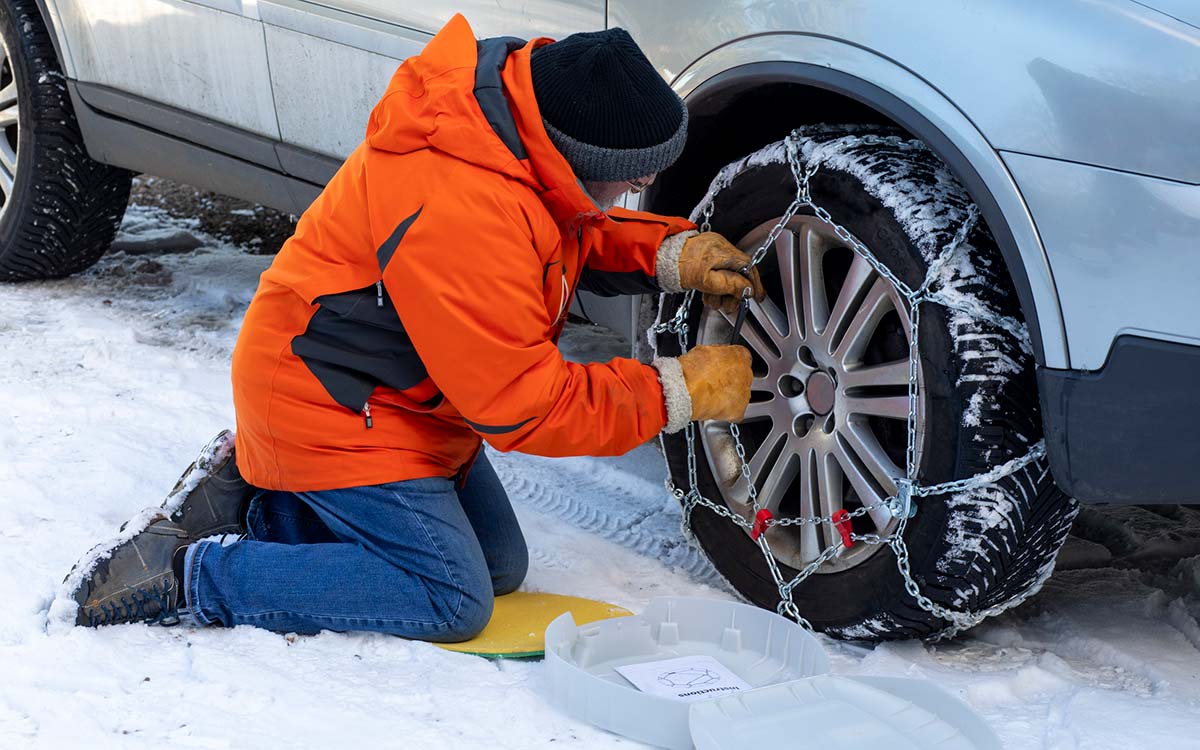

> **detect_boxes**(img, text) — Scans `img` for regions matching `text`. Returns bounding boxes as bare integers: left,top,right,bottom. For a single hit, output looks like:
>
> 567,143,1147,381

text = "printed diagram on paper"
614,656,751,702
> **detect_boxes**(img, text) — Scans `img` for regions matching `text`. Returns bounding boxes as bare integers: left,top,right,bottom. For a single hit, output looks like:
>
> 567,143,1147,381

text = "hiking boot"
63,430,253,627
72,515,190,627
162,430,254,539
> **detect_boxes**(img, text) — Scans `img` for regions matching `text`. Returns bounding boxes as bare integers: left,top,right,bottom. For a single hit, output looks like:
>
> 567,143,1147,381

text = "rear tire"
0,0,131,281
658,125,1077,639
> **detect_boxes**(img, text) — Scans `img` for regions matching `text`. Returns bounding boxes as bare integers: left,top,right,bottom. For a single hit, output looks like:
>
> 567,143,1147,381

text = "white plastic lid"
544,597,999,750
689,674,1000,750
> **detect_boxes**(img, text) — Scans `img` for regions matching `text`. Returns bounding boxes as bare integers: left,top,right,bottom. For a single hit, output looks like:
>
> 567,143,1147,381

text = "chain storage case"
545,596,1000,749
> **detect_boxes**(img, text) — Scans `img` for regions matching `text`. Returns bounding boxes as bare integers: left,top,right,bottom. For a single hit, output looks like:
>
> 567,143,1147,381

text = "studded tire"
657,125,1078,640
0,0,131,281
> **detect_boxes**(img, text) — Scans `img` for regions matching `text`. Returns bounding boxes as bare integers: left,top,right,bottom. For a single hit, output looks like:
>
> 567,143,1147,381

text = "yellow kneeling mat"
435,591,632,658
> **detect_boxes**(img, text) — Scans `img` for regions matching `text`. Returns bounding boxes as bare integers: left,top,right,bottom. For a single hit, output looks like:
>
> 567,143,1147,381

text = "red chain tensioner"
750,508,773,540
831,509,854,549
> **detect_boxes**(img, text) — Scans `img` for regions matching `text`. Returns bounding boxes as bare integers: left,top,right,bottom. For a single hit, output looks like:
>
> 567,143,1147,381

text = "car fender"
666,33,1070,369
31,1,76,76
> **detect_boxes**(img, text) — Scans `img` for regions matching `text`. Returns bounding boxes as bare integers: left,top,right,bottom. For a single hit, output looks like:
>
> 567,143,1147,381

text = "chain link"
659,130,1047,639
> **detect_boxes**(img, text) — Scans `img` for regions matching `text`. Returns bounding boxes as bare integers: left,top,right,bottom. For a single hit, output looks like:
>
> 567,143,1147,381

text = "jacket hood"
366,14,603,226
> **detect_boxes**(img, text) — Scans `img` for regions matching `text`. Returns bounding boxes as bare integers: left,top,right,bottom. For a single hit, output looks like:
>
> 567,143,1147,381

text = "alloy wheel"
696,215,924,573
0,35,18,219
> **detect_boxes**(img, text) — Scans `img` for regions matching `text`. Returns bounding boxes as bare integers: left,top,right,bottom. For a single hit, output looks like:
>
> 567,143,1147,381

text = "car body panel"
262,25,406,158
1003,151,1200,369
304,0,603,41
256,1,423,158
48,0,279,139
255,1,604,159
180,0,246,15
1132,0,1200,30
612,0,1200,186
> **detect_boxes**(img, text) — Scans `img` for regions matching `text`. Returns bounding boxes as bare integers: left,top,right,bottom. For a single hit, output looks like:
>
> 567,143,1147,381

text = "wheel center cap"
807,372,836,415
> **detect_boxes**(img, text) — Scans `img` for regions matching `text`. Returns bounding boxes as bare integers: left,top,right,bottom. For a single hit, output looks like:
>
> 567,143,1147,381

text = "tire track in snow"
488,448,724,586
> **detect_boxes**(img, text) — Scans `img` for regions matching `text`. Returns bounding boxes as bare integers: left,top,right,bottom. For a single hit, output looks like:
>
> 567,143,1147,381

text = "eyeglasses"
625,174,656,194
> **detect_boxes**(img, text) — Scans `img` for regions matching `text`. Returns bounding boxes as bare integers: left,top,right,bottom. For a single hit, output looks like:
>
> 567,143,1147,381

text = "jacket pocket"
291,283,432,415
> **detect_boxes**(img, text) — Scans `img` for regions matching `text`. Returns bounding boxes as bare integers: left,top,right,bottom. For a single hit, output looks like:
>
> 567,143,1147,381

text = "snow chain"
653,131,1046,639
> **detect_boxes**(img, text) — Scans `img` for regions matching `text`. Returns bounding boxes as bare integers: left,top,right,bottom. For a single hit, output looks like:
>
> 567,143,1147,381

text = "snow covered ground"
2,195,1199,749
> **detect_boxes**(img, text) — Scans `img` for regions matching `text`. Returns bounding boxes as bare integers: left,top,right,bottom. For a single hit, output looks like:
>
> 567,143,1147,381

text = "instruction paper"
614,655,751,702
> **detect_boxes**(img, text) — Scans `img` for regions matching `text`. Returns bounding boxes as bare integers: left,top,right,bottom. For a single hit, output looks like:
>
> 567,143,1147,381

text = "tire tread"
0,0,131,281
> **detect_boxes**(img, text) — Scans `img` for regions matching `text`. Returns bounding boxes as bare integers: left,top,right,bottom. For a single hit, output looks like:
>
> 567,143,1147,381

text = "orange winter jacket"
231,14,695,491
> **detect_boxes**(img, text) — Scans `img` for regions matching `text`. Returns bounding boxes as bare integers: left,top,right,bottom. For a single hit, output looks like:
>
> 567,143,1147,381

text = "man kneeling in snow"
70,15,762,638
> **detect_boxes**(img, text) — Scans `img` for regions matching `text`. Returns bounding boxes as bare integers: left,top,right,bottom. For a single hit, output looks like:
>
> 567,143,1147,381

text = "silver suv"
5,0,1197,638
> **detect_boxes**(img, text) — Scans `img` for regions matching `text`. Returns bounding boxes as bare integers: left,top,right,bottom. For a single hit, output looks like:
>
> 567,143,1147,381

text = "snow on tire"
656,124,1078,640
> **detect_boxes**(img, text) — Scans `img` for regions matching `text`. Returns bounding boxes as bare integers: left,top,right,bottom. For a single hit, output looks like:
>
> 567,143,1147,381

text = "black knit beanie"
530,28,688,182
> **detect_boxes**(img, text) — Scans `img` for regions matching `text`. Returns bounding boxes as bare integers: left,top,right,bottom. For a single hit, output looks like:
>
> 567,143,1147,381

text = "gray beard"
580,182,618,213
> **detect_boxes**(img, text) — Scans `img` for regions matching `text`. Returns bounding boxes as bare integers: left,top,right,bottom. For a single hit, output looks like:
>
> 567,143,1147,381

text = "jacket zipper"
376,280,384,307
569,225,586,320
553,226,583,327
362,402,373,429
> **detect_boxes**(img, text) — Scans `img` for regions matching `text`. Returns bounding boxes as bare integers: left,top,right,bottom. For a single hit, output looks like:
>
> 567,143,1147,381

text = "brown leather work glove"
678,233,767,314
652,345,754,432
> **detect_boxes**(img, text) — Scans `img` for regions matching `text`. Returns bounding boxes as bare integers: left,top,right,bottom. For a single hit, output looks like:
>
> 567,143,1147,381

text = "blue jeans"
183,454,528,641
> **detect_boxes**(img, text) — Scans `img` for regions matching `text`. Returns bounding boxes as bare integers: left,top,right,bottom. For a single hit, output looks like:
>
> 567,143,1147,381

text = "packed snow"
1,197,1199,748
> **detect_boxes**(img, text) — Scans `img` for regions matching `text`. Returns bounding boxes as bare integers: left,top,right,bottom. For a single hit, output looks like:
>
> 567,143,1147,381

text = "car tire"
0,0,131,281
657,124,1077,639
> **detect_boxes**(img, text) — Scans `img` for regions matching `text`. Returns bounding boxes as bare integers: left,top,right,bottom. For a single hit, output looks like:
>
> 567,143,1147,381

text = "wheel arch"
28,1,74,75
641,39,1069,369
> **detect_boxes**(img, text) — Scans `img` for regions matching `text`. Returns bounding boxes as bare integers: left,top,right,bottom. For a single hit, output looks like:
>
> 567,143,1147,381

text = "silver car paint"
1003,151,1200,369
50,0,279,139
35,0,1200,371
261,20,413,157
308,0,603,41
613,0,1200,186
1132,0,1200,29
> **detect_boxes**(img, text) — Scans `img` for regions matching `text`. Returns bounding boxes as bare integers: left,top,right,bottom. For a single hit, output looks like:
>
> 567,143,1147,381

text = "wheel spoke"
822,255,876,355
775,229,800,339
0,81,16,111
750,375,776,393
838,420,902,498
841,359,911,390
737,432,797,513
741,396,778,424
796,448,822,563
797,224,827,341
758,449,799,515
730,308,780,362
0,164,11,200
742,432,784,491
832,438,893,527
844,393,911,421
0,140,16,175
831,277,893,367
0,104,17,129
815,449,843,520
749,294,789,346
